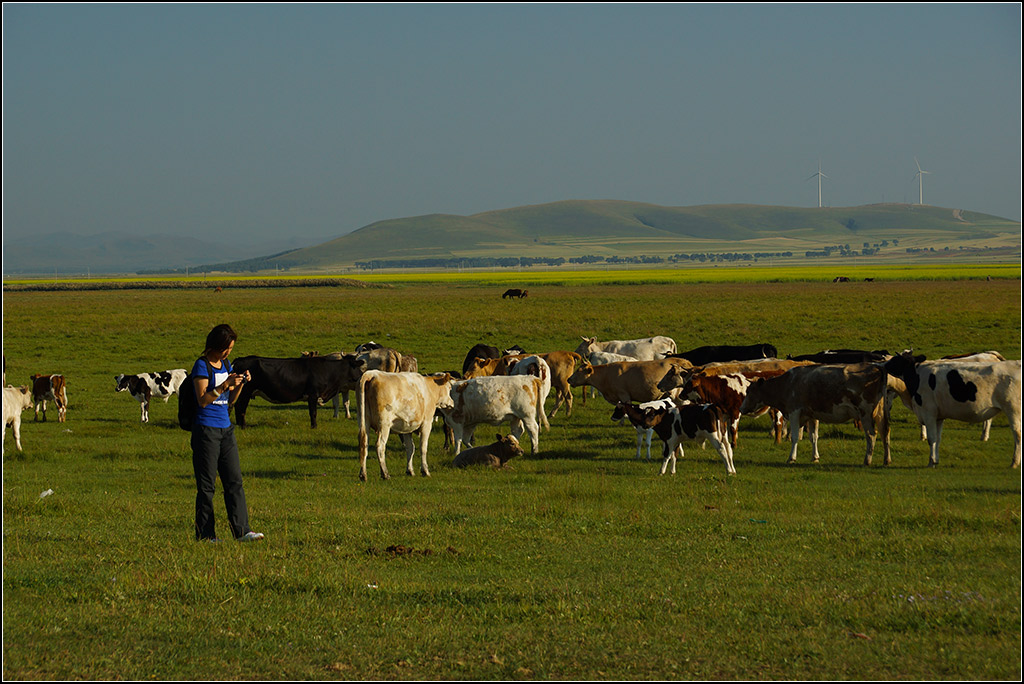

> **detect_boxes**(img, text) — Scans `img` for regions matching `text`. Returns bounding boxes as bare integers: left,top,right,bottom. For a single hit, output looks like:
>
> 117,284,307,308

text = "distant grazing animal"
115,369,186,423
739,363,891,465
502,288,528,299
452,433,523,468
883,351,1021,468
440,375,547,455
31,374,69,422
613,401,735,475
575,336,677,362
567,358,692,406
664,343,778,366
358,370,455,481
231,355,366,428
4,385,34,452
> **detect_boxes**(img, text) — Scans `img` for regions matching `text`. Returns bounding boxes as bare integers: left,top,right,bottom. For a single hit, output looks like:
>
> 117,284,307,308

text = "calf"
610,398,678,460
739,363,891,466
358,370,455,480
232,355,366,428
31,374,69,422
575,335,677,362
883,352,1021,467
4,385,34,452
613,401,735,475
665,343,778,366
115,369,186,423
440,375,547,455
568,358,692,406
452,433,523,468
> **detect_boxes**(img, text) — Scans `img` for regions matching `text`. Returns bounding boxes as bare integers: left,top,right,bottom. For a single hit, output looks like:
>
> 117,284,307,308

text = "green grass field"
2,268,1021,679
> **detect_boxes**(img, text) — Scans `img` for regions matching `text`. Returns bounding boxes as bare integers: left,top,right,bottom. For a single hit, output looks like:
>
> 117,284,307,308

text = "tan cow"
568,358,693,406
357,370,455,481
739,363,891,466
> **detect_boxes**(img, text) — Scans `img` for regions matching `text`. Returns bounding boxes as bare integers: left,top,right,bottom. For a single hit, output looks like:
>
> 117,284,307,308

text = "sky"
3,3,1021,249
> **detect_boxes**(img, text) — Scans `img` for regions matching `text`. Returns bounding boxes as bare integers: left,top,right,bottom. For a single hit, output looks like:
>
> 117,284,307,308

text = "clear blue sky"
3,3,1020,248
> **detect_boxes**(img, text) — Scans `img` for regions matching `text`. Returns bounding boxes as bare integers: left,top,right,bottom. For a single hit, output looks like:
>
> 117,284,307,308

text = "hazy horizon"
3,3,1021,252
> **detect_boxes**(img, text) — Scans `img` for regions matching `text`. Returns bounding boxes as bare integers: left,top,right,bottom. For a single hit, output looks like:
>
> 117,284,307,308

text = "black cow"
231,355,366,428
664,343,778,366
788,349,890,364
502,288,528,299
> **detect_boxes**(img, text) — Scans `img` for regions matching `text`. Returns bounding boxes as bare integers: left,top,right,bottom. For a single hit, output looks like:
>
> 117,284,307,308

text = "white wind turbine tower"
807,160,828,208
914,157,931,205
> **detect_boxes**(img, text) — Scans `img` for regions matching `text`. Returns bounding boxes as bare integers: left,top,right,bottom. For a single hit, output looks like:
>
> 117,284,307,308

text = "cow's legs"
1006,407,1021,468
659,437,679,475
808,420,821,462
786,411,802,463
981,419,991,442
375,425,392,480
418,423,433,477
307,398,319,429
402,433,417,476
925,419,943,467
521,417,540,455
709,434,736,475
140,399,149,423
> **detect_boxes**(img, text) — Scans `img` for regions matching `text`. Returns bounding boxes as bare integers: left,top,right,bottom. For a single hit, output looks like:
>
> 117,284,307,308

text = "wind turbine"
806,160,829,208
913,157,931,205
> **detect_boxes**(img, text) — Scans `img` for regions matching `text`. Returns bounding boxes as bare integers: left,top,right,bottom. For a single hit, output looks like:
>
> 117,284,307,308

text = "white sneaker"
237,531,265,542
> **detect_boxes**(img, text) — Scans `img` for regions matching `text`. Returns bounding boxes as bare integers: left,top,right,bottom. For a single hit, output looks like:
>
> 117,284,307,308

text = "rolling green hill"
221,201,1021,271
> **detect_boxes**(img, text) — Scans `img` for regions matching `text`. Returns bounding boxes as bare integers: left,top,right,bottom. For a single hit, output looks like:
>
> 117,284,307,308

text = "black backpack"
177,358,212,431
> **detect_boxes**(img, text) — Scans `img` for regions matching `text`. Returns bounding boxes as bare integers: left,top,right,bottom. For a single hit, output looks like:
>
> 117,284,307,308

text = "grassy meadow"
2,268,1021,680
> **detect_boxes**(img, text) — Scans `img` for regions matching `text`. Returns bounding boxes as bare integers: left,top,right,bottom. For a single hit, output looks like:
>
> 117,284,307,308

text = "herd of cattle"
3,338,1021,479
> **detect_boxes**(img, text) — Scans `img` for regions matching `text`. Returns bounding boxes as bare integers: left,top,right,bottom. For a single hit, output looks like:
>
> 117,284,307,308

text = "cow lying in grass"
452,433,523,469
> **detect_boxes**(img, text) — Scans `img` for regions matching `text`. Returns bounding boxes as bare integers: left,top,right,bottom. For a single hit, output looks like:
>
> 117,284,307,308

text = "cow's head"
432,373,456,410
738,379,769,415
114,374,130,392
567,362,594,387
656,365,691,394
883,351,926,380
497,434,523,462
464,358,498,379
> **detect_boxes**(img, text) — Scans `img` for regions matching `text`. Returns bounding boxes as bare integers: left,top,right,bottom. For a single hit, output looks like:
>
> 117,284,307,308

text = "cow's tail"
534,377,549,431
357,373,370,476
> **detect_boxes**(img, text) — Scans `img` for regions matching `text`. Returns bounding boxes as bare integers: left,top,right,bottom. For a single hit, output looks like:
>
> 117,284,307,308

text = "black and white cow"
612,401,735,475
883,352,1022,468
115,369,188,423
231,355,366,428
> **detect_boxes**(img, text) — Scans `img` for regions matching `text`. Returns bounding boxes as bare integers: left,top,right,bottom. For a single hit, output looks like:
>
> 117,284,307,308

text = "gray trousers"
191,424,251,540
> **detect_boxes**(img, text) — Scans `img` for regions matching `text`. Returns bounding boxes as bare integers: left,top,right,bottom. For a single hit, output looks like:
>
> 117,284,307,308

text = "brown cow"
568,358,692,406
739,363,891,465
31,374,68,422
452,433,523,468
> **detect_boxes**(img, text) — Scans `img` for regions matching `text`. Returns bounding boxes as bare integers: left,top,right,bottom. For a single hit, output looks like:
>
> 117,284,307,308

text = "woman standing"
191,323,264,543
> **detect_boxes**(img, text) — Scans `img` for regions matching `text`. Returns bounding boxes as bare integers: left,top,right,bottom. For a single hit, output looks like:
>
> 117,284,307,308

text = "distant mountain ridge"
267,200,1020,271
3,201,1019,275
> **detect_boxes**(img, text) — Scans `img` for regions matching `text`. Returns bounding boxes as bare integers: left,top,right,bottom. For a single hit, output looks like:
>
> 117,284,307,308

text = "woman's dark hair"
205,324,238,354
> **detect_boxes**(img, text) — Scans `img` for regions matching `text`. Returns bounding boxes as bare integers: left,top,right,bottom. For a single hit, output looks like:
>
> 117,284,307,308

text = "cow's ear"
496,433,503,441
914,355,926,364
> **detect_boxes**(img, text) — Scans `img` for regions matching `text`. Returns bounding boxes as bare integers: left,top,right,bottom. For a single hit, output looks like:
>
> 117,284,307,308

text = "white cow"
884,353,1022,467
358,371,455,481
4,385,34,452
575,336,677,362
441,375,547,455
505,355,552,430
